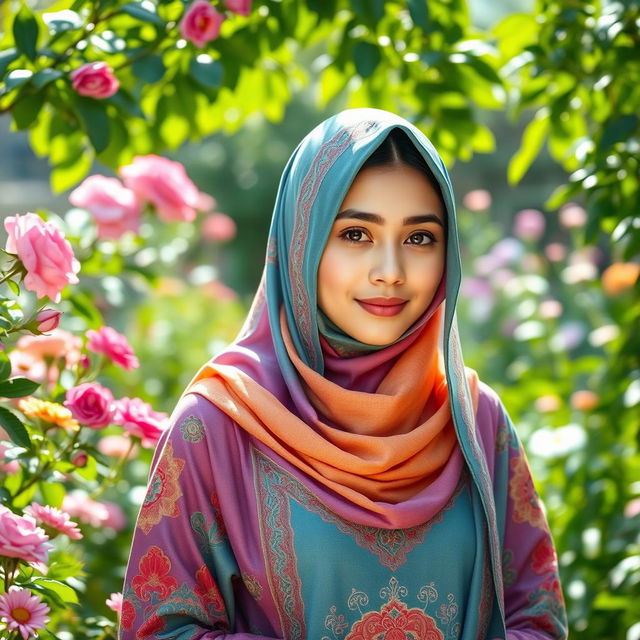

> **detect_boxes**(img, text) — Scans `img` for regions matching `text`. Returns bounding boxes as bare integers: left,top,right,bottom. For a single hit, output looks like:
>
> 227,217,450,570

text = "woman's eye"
407,232,434,246
340,228,368,243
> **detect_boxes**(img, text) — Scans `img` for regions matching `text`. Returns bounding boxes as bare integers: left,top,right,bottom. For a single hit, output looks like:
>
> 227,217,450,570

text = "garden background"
0,0,638,638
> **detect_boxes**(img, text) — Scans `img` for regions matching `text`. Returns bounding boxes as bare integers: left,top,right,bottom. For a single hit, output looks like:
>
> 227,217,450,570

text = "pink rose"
70,62,119,99
202,212,237,242
102,501,126,532
69,175,142,239
513,208,545,241
86,326,140,371
4,213,80,303
226,0,251,16
180,0,225,46
0,505,51,565
98,434,138,458
35,309,62,334
23,503,83,540
106,592,123,614
119,155,214,222
62,492,109,528
64,382,116,429
462,189,491,211
113,397,168,448
559,202,587,229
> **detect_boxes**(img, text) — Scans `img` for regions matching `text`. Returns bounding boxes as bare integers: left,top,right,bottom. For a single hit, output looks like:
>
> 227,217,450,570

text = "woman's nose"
370,245,405,285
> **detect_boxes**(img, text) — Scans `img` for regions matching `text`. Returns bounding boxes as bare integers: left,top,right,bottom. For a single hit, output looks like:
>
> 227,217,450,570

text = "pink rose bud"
35,309,62,334
226,0,251,16
4,212,80,304
69,175,142,239
71,451,88,467
64,382,116,429
180,1,225,47
70,62,120,99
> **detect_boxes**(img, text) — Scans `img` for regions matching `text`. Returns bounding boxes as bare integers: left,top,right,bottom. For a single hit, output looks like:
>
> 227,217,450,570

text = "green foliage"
0,0,504,187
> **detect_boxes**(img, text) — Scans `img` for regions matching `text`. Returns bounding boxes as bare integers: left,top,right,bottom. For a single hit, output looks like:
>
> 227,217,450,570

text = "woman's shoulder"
166,390,237,440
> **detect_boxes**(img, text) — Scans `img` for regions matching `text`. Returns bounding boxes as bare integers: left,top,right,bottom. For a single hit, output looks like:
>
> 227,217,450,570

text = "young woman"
118,109,567,640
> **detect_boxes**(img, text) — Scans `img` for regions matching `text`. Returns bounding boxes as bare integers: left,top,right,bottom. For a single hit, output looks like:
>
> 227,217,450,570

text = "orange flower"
18,397,79,429
602,262,640,295
571,390,598,411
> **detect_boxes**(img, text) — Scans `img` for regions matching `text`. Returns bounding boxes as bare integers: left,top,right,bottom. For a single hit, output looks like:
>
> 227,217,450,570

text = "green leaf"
5,69,33,90
600,114,638,148
73,96,110,153
67,290,104,327
408,0,429,31
353,41,381,78
32,68,64,89
133,54,166,83
189,57,223,88
13,91,45,130
0,353,11,381
120,2,165,26
38,480,66,508
30,578,79,605
0,48,20,78
51,151,93,193
12,3,40,62
0,406,31,448
42,9,83,33
7,280,21,297
0,377,40,398
508,108,550,184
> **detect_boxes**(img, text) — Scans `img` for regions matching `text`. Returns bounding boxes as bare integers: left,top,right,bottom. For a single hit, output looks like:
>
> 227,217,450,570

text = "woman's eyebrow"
335,209,444,227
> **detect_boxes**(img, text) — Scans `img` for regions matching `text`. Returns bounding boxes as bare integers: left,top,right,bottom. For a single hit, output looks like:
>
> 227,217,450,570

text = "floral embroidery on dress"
137,441,185,535
322,577,459,640
531,537,559,575
131,545,179,602
509,451,547,530
120,598,136,631
136,613,166,638
195,565,227,617
520,575,567,638
242,572,263,601
180,414,205,442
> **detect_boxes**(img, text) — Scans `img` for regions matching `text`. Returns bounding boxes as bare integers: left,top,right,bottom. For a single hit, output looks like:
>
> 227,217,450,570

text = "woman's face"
318,164,446,346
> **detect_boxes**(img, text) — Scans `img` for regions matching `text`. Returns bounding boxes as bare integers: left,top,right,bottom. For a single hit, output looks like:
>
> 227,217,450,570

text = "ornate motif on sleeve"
322,577,460,640
180,414,205,442
242,572,263,601
137,441,185,535
131,546,179,602
508,450,547,530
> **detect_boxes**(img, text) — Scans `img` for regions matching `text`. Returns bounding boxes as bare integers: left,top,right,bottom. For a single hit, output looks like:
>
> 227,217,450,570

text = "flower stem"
91,437,137,500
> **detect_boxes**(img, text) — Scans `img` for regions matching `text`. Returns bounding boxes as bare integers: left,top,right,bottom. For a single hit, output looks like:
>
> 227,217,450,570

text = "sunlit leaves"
508,108,550,184
12,3,40,62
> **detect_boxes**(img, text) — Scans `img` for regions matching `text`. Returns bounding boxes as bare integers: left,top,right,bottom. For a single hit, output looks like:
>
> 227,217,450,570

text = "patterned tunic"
118,384,567,639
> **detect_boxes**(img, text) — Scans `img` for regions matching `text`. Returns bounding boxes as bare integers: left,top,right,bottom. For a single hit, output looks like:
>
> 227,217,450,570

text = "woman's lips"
356,299,408,317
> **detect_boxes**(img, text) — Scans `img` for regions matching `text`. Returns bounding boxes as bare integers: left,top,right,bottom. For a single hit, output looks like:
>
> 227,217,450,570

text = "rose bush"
0,155,217,637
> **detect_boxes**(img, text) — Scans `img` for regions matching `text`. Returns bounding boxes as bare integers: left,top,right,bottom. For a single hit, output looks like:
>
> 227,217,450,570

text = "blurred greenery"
0,0,638,638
